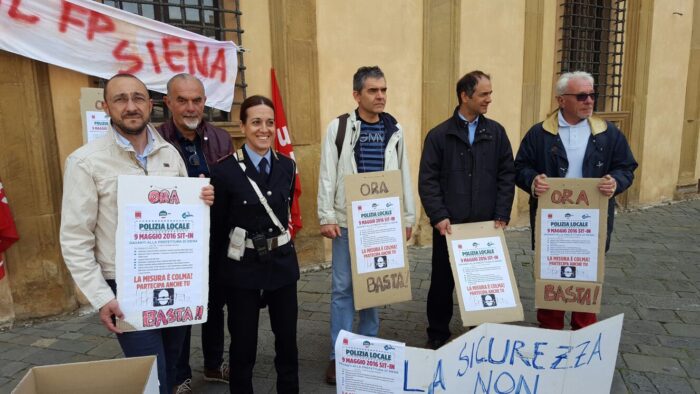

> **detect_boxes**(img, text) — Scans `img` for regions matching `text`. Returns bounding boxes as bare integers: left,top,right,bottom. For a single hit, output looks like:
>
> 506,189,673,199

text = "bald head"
164,73,207,135
103,73,148,101
102,73,152,136
167,73,205,97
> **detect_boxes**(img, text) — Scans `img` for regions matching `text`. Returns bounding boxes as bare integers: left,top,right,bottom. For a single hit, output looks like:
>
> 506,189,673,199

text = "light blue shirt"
557,111,590,178
244,145,272,174
114,127,155,169
457,112,479,145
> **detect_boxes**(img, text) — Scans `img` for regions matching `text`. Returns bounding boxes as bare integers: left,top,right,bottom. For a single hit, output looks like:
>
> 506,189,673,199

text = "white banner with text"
0,0,238,111
336,314,623,394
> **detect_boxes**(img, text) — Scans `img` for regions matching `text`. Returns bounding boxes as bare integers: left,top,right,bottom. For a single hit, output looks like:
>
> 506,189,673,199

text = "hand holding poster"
446,222,523,326
336,315,624,394
345,170,411,310
535,178,608,313
115,175,210,331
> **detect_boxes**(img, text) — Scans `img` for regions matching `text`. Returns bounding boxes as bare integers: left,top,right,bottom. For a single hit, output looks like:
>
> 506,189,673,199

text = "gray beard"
183,118,201,130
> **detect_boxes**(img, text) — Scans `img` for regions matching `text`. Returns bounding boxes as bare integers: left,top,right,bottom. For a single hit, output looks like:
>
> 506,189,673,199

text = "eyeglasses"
183,145,200,167
561,92,597,102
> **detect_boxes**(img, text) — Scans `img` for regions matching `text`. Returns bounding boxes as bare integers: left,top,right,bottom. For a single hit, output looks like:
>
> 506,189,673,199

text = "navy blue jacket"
419,107,515,226
209,147,299,290
515,111,638,251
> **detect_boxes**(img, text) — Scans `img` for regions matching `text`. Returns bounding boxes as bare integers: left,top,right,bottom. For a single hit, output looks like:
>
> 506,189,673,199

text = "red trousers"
537,309,597,330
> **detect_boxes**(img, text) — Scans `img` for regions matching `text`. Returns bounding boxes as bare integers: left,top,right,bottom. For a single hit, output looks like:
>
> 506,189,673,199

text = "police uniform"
210,147,299,393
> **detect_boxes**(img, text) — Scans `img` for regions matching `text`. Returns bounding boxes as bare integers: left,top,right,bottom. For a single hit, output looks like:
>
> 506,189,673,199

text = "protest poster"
535,178,608,313
79,87,109,144
115,175,209,331
335,330,405,393
336,314,624,394
446,222,523,326
345,170,411,310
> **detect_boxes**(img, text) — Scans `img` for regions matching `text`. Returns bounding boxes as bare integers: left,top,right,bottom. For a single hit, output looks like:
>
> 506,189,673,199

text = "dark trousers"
176,283,227,383
107,280,187,394
225,283,299,394
426,230,455,342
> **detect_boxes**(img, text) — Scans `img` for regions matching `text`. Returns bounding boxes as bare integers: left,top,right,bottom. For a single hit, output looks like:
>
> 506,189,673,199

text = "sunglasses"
562,92,597,102
183,145,200,167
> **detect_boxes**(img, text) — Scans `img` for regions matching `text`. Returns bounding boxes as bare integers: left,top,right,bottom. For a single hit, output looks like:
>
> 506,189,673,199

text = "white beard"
183,117,200,130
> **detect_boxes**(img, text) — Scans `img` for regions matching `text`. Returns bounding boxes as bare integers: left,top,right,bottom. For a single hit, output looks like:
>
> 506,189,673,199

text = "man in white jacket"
317,66,415,385
60,73,213,394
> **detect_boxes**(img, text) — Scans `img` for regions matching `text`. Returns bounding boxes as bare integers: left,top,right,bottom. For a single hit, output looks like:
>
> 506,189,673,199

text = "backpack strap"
335,113,350,158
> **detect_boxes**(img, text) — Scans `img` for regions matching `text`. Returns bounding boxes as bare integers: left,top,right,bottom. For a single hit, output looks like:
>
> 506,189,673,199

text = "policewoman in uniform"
209,95,299,393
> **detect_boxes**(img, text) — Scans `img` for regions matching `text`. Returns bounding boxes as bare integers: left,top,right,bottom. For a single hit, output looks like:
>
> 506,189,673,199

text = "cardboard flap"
535,279,603,313
116,319,138,332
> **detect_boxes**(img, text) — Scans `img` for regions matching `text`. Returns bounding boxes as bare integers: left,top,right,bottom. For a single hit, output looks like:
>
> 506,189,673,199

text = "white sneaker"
175,378,192,394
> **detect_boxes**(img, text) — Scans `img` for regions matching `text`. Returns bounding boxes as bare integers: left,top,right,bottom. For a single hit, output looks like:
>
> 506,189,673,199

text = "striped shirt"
356,118,386,173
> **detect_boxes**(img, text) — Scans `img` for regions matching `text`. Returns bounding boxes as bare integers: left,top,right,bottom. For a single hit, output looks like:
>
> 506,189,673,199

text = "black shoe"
425,338,446,350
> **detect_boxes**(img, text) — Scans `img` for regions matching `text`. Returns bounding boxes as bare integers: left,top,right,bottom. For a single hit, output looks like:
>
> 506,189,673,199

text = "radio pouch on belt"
227,227,247,261
250,233,271,262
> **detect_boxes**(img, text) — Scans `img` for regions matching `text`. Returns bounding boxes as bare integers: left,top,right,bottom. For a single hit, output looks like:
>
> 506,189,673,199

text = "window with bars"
558,0,626,112
101,0,246,123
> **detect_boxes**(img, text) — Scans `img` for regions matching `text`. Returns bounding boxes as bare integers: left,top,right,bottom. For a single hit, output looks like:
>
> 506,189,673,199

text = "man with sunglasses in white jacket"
515,71,637,331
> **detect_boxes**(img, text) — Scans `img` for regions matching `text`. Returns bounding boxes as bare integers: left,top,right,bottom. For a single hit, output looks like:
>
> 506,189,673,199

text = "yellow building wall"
0,54,77,319
538,3,558,119
240,0,272,98
316,0,424,247
515,0,558,225
49,66,90,170
638,0,695,203
689,2,700,182
459,1,527,224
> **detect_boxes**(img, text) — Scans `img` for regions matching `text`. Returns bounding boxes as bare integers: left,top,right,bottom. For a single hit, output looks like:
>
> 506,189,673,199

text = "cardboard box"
12,356,159,394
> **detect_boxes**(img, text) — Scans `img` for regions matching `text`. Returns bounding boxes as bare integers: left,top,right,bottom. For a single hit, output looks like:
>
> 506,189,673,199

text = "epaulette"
216,153,234,163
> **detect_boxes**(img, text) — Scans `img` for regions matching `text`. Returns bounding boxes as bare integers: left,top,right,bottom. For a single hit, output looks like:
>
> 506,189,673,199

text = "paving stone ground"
1,199,699,393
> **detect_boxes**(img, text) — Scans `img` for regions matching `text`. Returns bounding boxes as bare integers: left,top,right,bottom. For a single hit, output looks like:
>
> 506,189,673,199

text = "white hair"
556,71,595,96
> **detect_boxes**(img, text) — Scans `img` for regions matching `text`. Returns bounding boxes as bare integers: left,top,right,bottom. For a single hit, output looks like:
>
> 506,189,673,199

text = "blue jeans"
175,282,227,384
329,228,379,359
107,280,187,394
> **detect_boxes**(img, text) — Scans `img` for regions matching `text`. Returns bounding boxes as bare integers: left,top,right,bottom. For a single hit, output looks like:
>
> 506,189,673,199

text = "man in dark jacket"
157,73,233,393
419,70,515,349
514,71,637,331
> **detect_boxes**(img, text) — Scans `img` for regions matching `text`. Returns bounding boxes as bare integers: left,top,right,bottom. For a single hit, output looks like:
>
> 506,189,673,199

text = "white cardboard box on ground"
11,355,159,394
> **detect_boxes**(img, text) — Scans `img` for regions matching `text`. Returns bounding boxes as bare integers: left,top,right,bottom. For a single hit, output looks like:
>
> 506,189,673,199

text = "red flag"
271,69,303,238
0,178,20,280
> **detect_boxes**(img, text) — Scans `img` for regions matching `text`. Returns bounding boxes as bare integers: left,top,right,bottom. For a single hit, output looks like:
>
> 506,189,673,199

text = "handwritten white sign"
1,0,238,111
336,314,623,393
